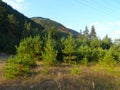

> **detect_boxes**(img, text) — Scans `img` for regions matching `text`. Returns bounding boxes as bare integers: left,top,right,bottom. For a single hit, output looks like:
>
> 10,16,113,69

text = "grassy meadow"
0,57,120,90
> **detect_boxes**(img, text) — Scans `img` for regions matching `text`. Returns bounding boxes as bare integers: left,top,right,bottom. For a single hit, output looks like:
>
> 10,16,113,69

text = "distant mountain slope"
0,1,78,54
31,17,79,37
0,1,44,53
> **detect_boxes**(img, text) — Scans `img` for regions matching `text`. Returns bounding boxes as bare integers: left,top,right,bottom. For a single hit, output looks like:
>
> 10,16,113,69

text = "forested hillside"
0,1,79,54
0,1,44,53
31,17,79,37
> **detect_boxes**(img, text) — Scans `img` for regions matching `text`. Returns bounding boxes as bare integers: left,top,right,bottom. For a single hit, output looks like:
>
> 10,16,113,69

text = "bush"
4,55,31,79
42,33,58,67
17,35,42,61
71,63,81,75
81,57,88,66
4,35,42,79
99,49,117,67
61,33,77,64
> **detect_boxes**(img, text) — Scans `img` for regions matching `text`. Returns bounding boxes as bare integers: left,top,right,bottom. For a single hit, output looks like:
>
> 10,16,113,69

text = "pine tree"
7,14,19,34
90,25,96,39
42,33,58,66
61,33,77,63
4,35,42,78
83,26,89,39
50,27,58,40
101,35,112,49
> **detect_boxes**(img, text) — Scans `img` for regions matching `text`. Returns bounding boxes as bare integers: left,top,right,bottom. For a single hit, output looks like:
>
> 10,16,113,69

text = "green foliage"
61,33,77,63
4,55,31,79
50,27,58,39
31,17,79,38
78,45,90,61
42,33,58,66
97,48,106,60
99,49,117,67
1,1,120,80
90,25,96,39
101,35,112,49
81,57,88,66
0,1,43,54
90,38,101,49
17,35,42,61
71,63,81,75
4,36,42,78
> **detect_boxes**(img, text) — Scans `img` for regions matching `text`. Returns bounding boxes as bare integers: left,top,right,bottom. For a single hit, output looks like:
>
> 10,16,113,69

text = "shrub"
4,35,42,79
61,33,77,64
71,63,81,75
81,57,88,66
4,55,31,79
17,35,42,61
99,49,117,67
42,33,58,67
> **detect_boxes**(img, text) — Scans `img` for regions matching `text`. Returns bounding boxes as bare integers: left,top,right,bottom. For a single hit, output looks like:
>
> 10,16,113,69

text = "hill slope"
0,1,44,53
31,17,79,37
0,1,79,54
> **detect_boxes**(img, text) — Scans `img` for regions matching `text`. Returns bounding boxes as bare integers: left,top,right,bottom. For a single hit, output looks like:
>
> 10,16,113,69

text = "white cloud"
2,0,27,11
90,21,120,40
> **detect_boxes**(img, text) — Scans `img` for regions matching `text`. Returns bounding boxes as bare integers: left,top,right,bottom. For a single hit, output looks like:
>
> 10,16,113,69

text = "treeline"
0,1,44,53
4,26,120,78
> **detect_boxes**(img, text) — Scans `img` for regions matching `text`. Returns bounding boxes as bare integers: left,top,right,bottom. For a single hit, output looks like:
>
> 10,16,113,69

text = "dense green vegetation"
0,1,79,54
0,1,44,53
31,17,79,37
0,0,120,90
4,25,120,78
4,36,42,78
1,0,120,81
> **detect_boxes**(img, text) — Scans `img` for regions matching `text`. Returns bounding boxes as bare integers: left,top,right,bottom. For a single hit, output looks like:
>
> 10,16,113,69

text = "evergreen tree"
7,14,19,35
90,25,97,39
4,35,42,78
61,33,77,63
99,48,117,67
17,35,42,61
101,35,112,49
83,26,89,39
90,38,101,49
78,45,91,62
24,21,32,31
50,27,58,40
42,33,58,66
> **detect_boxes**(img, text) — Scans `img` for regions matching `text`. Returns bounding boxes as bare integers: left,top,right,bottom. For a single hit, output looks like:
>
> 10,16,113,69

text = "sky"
2,0,120,40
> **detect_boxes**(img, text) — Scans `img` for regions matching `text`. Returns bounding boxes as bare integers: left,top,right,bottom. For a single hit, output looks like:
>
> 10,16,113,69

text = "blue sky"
2,0,120,40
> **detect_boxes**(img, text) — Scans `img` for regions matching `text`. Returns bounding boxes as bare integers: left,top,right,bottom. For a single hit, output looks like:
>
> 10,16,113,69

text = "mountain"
0,1,44,53
31,17,79,37
0,1,79,54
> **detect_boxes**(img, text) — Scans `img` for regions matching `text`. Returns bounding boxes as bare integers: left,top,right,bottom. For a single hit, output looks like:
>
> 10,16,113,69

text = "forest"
1,0,120,90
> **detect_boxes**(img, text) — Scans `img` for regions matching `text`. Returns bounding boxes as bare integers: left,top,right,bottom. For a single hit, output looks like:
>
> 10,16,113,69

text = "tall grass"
0,62,120,90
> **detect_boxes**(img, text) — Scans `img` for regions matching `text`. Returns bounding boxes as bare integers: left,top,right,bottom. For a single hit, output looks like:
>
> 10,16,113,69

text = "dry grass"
0,62,120,90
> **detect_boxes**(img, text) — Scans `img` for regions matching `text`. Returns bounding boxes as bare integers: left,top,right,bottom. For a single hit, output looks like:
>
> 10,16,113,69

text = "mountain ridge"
31,17,79,37
0,1,79,53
